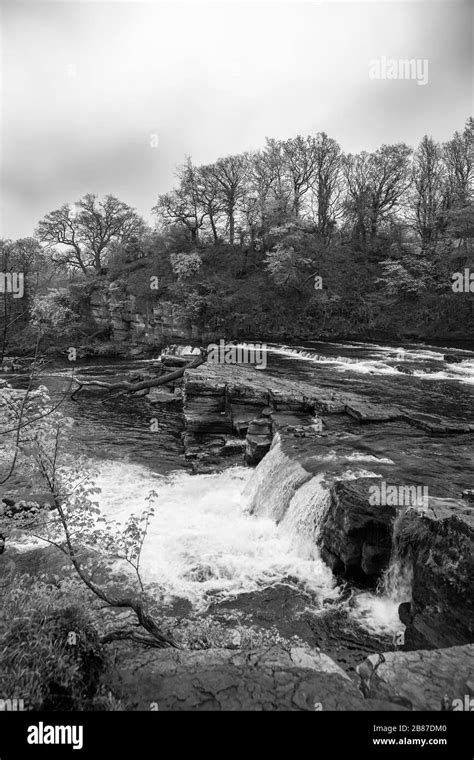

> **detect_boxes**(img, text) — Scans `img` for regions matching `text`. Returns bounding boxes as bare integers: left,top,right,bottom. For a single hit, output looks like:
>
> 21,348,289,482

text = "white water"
269,344,474,385
92,459,338,611
10,443,408,635
83,435,409,634
244,435,313,521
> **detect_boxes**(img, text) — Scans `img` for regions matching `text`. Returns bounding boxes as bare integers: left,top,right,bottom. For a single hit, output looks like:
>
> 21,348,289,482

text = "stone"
345,402,402,423
108,643,407,711
357,644,474,711
394,501,474,648
318,478,396,582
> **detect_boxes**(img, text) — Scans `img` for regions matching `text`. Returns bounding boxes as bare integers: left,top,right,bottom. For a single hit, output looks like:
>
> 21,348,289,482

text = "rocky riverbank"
1,349,473,710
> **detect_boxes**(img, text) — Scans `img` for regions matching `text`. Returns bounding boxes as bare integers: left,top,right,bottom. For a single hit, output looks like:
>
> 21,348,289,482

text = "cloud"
1,0,472,238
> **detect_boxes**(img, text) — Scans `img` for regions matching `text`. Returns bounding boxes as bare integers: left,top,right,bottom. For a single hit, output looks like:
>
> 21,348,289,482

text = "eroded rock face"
395,501,474,649
357,644,474,711
109,644,407,711
318,479,396,583
245,418,273,465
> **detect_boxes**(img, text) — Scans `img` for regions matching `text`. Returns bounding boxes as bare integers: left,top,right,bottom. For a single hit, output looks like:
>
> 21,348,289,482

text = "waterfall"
271,345,361,365
348,508,413,635
280,474,331,558
380,509,413,605
244,435,313,522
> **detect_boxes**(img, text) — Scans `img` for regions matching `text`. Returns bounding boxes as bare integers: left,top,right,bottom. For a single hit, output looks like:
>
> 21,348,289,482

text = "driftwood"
70,351,207,400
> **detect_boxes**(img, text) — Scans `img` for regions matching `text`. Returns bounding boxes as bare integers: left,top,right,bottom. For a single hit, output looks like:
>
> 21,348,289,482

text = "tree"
411,136,446,250
343,144,412,251
262,138,294,219
208,154,249,245
312,132,343,238
0,237,45,362
36,194,144,275
281,135,318,217
153,160,206,246
443,118,474,206
195,164,224,244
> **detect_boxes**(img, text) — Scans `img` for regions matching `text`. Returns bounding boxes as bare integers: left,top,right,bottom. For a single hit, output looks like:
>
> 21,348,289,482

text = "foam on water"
92,460,338,610
269,344,474,385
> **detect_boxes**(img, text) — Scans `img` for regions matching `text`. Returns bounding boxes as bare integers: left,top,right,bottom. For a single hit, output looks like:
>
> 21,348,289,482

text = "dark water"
6,339,474,476
2,340,473,642
266,340,474,422
8,360,187,474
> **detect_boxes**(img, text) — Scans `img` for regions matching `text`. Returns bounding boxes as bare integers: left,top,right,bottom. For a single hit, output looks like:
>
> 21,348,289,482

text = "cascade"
244,435,312,522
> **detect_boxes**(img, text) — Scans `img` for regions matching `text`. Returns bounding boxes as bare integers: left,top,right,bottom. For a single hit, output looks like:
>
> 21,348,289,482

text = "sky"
0,0,472,239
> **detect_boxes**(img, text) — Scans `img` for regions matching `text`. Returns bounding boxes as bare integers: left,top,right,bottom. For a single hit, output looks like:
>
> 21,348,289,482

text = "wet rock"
270,411,315,431
402,411,473,434
220,439,246,457
245,419,273,465
318,478,396,583
211,584,394,677
357,644,474,710
0,499,46,519
230,403,263,435
395,364,414,375
345,402,402,423
394,501,474,648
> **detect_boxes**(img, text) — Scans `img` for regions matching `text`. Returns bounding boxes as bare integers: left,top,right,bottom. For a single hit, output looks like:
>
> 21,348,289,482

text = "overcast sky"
1,0,472,239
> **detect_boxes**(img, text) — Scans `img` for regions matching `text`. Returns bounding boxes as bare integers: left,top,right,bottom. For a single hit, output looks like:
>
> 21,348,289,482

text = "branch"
70,350,207,399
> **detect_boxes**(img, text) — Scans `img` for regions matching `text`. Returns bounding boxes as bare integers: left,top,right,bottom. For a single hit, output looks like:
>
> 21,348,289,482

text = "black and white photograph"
0,0,473,750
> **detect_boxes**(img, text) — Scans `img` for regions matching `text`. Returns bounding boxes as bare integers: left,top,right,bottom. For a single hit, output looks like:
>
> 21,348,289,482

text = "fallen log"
70,350,207,400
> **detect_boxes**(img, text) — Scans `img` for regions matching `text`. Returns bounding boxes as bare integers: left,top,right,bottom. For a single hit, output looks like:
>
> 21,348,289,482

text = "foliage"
0,577,108,710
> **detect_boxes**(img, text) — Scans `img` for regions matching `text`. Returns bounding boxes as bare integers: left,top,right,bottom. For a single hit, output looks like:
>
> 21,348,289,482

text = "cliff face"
89,288,200,347
319,478,396,583
396,501,474,649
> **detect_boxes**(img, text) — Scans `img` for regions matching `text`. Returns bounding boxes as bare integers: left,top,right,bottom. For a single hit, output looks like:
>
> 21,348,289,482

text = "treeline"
153,121,473,256
1,118,473,356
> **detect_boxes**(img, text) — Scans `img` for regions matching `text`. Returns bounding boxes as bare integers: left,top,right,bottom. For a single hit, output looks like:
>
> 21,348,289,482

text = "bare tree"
443,118,474,205
153,159,206,245
208,154,249,245
343,144,412,249
195,164,224,244
281,135,318,217
411,135,446,250
36,194,144,275
312,132,343,238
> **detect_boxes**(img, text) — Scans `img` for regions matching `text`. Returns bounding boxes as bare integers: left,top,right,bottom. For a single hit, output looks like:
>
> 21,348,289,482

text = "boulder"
394,500,474,648
318,478,396,582
357,644,474,711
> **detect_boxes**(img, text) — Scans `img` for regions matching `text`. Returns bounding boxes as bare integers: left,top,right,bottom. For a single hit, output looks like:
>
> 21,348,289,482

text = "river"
4,339,474,658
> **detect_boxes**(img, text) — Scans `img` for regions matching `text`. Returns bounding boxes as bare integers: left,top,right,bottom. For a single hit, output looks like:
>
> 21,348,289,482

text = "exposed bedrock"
318,478,396,583
109,643,407,711
395,501,474,649
356,644,474,710
182,362,474,648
